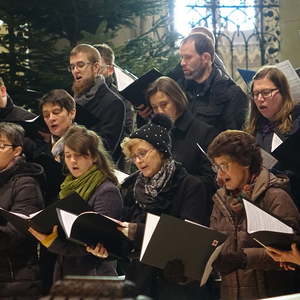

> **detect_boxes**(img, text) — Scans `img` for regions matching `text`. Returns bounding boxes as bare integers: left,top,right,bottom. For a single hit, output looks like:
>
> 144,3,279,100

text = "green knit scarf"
59,165,106,201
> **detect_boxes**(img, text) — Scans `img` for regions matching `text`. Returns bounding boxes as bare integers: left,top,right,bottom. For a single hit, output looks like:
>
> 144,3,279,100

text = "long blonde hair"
245,66,294,135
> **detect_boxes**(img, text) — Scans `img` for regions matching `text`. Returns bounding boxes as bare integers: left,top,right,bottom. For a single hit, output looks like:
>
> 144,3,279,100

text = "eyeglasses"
0,143,14,151
151,101,169,113
211,162,231,173
68,61,92,72
129,148,153,163
252,88,279,101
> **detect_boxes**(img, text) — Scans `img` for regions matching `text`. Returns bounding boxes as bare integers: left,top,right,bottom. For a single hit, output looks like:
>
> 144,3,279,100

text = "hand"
135,104,152,119
28,225,58,242
163,259,187,284
117,221,129,238
86,242,108,258
266,243,300,267
213,251,247,275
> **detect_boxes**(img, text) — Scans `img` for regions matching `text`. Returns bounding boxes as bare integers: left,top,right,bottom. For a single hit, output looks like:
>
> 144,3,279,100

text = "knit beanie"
130,114,173,157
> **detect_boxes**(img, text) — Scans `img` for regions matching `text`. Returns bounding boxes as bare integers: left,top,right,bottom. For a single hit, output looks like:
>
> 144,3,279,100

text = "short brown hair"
93,43,115,65
70,44,101,64
189,26,215,45
0,122,25,148
181,32,215,62
208,130,262,175
146,76,188,116
39,89,75,113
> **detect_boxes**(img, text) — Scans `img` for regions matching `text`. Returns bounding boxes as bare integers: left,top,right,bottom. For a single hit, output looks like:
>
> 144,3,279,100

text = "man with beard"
178,33,248,132
69,44,126,163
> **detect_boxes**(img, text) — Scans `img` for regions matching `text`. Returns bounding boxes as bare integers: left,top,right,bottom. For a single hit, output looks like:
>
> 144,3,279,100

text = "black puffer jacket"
0,157,44,299
176,66,248,132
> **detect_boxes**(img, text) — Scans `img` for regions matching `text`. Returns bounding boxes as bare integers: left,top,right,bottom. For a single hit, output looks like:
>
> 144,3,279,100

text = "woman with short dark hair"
0,122,44,299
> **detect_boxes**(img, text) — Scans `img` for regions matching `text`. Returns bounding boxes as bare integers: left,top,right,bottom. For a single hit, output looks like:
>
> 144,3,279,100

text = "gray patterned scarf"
134,159,176,209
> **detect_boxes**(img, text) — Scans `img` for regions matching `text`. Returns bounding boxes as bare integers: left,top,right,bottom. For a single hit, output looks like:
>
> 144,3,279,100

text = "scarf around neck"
75,76,105,105
134,158,176,210
59,165,106,201
227,173,257,215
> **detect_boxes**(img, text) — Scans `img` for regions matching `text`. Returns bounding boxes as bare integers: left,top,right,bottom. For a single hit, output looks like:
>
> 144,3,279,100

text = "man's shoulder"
94,82,124,106
8,105,36,121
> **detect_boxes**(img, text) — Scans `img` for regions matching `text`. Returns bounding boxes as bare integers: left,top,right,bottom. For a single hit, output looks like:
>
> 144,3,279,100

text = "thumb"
291,243,298,251
53,225,58,234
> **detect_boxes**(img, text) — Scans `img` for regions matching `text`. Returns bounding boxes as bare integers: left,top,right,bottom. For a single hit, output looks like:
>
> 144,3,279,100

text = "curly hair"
208,130,262,175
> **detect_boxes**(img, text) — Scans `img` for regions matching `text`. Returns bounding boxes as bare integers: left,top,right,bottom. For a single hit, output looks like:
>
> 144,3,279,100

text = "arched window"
174,0,280,79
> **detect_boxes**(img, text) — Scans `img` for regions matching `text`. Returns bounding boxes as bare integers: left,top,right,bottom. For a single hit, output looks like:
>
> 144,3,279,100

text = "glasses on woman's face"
252,88,279,101
0,143,14,151
211,161,231,173
68,61,92,72
129,148,153,163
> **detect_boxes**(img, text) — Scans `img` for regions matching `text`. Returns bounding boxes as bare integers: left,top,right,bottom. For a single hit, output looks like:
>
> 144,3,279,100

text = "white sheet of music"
243,199,293,234
57,209,77,237
271,132,283,152
113,169,129,184
114,65,136,91
260,148,278,169
140,213,160,259
276,60,300,104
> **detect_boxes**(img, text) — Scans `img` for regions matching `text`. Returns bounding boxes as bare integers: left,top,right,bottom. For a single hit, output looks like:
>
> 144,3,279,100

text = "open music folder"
56,209,133,259
243,198,296,249
0,193,91,235
140,213,226,286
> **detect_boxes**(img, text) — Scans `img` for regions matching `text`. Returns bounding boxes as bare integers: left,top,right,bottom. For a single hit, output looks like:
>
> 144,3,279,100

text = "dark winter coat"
121,164,211,300
172,109,217,200
75,80,126,163
176,66,248,132
255,104,300,209
0,157,44,299
0,96,36,122
210,168,300,300
48,180,123,282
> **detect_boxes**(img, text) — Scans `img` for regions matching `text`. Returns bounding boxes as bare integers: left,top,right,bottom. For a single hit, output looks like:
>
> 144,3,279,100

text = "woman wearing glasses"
208,130,300,300
87,114,211,300
245,66,300,208
246,66,300,151
0,122,45,299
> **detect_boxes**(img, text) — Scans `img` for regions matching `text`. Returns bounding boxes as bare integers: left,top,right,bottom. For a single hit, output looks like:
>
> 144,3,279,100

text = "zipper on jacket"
8,257,15,280
234,224,241,299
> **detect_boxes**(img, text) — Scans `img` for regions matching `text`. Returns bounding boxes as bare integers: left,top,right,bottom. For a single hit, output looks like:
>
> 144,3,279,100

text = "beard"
72,75,95,97
184,65,206,81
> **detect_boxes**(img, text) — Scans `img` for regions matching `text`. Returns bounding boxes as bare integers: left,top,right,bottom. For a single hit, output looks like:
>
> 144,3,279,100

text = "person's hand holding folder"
266,243,300,270
85,221,137,259
29,225,58,248
86,243,109,258
213,250,247,275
